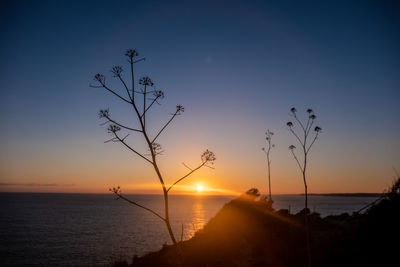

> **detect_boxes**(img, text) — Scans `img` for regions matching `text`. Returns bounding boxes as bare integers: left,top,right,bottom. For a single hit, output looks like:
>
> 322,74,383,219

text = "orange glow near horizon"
0,1,399,199
0,166,397,195
0,133,398,195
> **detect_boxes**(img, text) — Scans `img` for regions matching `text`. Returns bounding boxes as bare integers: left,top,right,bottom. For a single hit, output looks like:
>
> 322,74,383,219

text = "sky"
0,0,399,195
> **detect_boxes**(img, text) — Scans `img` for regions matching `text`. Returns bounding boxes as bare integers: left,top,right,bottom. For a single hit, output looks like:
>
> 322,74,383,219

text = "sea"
0,193,379,266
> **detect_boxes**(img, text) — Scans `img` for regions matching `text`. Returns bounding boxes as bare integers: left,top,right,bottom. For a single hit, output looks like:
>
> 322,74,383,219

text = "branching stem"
152,111,179,143
105,116,142,132
167,161,207,192
114,133,153,164
96,50,215,248
112,191,165,221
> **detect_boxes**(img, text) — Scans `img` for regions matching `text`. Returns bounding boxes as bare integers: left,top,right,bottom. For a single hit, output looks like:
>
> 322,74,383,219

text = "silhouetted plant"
262,129,275,201
259,195,274,209
287,107,321,267
245,188,261,200
91,49,216,245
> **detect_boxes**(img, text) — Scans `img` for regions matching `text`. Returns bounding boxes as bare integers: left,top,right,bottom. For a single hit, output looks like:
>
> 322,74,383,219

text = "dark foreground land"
116,179,399,267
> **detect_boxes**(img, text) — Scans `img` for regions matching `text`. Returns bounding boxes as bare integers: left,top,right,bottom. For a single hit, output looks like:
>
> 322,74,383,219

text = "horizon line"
0,191,383,196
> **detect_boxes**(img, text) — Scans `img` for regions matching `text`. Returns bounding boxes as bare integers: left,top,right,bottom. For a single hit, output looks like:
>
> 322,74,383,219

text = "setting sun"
197,185,203,192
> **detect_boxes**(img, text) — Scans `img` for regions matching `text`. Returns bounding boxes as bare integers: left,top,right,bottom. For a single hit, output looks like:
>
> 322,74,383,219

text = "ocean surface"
0,193,378,266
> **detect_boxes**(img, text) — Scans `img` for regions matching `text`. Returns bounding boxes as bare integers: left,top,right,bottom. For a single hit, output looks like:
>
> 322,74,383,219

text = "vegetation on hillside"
113,177,399,267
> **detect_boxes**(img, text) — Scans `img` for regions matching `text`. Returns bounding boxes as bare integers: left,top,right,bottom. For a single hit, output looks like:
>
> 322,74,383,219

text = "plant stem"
267,150,271,200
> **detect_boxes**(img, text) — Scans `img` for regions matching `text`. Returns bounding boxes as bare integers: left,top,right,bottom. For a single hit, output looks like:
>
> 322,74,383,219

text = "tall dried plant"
91,49,216,245
287,107,321,267
262,129,274,201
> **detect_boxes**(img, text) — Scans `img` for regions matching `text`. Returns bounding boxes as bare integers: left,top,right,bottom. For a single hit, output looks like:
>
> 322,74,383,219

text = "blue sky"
0,0,399,194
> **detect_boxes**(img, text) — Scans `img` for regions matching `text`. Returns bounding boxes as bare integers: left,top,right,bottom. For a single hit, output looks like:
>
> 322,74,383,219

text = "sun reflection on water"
185,198,205,239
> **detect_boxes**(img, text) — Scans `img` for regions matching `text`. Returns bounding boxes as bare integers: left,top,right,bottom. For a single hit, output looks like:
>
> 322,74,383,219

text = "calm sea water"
0,193,377,266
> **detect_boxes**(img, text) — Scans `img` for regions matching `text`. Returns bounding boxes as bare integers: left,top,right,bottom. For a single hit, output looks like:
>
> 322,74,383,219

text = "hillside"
116,178,399,267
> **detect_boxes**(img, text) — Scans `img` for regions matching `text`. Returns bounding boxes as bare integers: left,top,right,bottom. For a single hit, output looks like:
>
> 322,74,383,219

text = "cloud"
0,183,75,187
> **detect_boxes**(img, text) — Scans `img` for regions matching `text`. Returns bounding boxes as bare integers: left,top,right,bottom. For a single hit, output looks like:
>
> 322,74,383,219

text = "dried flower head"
125,49,139,59
265,129,274,142
201,150,216,164
263,128,275,152
309,114,316,120
287,121,293,127
108,124,121,133
109,186,121,194
306,108,313,114
99,109,110,118
290,107,297,113
314,126,322,132
176,105,185,114
139,76,154,86
111,66,123,77
94,73,106,84
153,90,164,99
289,145,296,150
266,130,274,136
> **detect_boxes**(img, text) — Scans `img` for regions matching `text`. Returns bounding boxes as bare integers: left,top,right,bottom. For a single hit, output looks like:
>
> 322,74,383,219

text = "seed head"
139,76,154,86
94,73,106,84
201,150,216,164
99,109,110,118
108,124,121,133
153,90,164,99
125,49,139,59
111,66,123,77
176,105,185,114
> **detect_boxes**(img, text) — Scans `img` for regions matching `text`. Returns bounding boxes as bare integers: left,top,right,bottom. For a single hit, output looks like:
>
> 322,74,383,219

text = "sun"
197,185,203,192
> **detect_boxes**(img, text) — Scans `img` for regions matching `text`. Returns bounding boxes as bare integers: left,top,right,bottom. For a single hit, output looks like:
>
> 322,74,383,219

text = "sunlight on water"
186,198,206,239
0,193,378,266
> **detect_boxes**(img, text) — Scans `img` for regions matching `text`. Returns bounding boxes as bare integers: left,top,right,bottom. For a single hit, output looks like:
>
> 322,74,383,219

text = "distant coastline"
306,193,382,197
